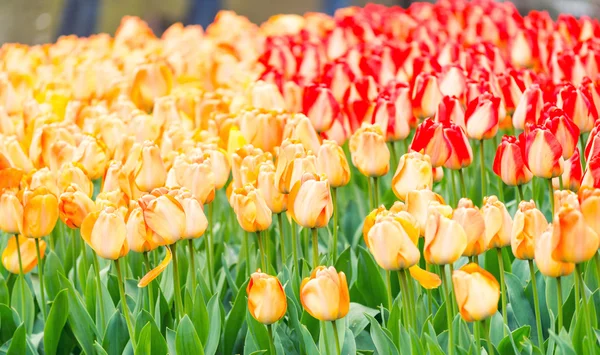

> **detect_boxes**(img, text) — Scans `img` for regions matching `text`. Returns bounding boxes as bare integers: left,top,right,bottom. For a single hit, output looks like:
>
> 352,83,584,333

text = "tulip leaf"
43,250,65,302
342,326,357,355
10,275,33,333
549,329,577,355
204,293,222,355
347,302,379,337
355,246,387,309
432,300,447,334
497,325,530,355
335,247,356,288
224,280,249,355
133,315,168,355
423,332,445,355
44,289,69,355
190,285,209,346
6,322,25,355
504,272,536,332
246,309,271,353
176,315,204,355
0,304,19,344
101,310,129,355
165,327,176,355
366,314,399,355
0,274,8,306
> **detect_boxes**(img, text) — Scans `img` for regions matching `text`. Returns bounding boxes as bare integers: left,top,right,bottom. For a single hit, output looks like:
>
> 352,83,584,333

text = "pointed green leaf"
44,289,69,355
176,315,204,355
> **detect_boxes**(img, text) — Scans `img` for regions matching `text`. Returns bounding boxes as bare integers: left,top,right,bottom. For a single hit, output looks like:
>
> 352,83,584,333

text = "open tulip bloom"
2,1,600,354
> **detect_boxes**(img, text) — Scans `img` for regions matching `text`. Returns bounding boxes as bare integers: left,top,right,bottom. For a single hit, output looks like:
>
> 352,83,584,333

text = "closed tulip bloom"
343,76,378,132
443,122,473,170
493,135,533,186
257,162,287,214
201,144,230,189
289,173,333,229
580,188,600,240
1,135,33,173
424,207,467,265
410,119,451,168
274,139,306,193
349,124,390,177
542,106,580,159
557,83,597,133
29,167,60,198
551,204,599,264
535,226,575,278
362,205,387,246
283,113,321,155
453,198,486,257
2,235,46,274
81,206,129,260
247,270,287,324
138,188,186,245
519,127,564,179
238,109,285,154
173,154,216,204
553,149,582,191
366,213,420,270
103,160,133,199
412,72,443,119
130,61,173,112
482,196,513,249
0,191,23,234
435,95,465,128
303,83,340,133
513,84,543,131
581,155,600,189
300,266,349,321
58,185,97,229
22,187,59,238
278,152,318,195
249,80,286,111
171,187,208,239
406,190,450,235
392,152,433,201
231,184,272,233
125,206,161,253
452,263,500,322
75,135,109,180
370,91,411,142
57,163,93,197
464,93,501,140
511,200,548,260
134,141,167,192
316,140,351,188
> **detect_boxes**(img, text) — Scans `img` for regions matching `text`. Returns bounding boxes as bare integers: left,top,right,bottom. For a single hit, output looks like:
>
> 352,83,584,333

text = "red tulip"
435,95,465,129
585,121,600,162
541,105,580,159
370,92,410,142
302,83,341,133
513,84,543,131
343,76,378,132
553,148,583,191
519,126,564,179
497,70,525,114
410,119,451,168
493,135,533,186
412,72,442,120
443,122,473,170
557,83,598,133
464,93,501,140
439,65,466,101
322,59,357,102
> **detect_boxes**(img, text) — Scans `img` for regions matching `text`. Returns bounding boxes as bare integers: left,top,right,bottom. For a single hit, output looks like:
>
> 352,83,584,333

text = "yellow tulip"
552,204,599,264
57,162,93,197
22,187,59,238
288,173,333,229
482,195,513,249
58,185,97,229
392,152,433,201
406,190,450,236
300,266,349,321
80,206,129,260
257,162,287,214
349,124,390,177
366,213,420,270
579,187,600,236
2,235,46,274
316,140,351,188
535,225,575,278
424,207,467,265
453,198,486,257
134,141,167,193
138,188,186,246
511,200,548,260
231,184,273,233
409,265,442,289
452,263,500,322
0,190,23,234
247,270,288,324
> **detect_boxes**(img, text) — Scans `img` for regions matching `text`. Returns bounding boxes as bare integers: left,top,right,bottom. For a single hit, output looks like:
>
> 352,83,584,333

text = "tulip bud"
173,152,216,204
510,29,535,68
239,109,286,154
289,173,333,229
75,135,109,180
300,266,349,321
247,270,287,324
435,95,465,128
282,113,321,154
343,76,378,132
482,196,513,249
257,162,287,214
372,83,414,141
511,200,548,260
2,235,46,274
392,152,433,201
277,150,318,195
138,188,186,245
0,190,23,234
410,119,451,168
412,73,442,119
452,263,500,322
126,206,161,253
551,204,599,264
103,160,133,199
316,140,351,188
22,187,59,238
201,144,230,189
535,226,575,278
130,62,173,112
349,124,390,177
58,163,93,197
519,127,564,179
406,190,450,236
231,184,272,233
439,65,466,100
250,81,286,111
302,83,340,133
579,187,600,236
1,135,33,173
323,60,355,102
513,84,543,131
366,213,420,271
553,149,582,191
81,206,129,260
171,188,208,240
541,106,580,160
464,93,501,140
557,83,597,133
453,198,486,257
581,155,600,188
424,207,467,265
363,205,388,246
29,167,60,198
58,185,97,229
443,122,473,170
134,141,167,192
493,135,533,186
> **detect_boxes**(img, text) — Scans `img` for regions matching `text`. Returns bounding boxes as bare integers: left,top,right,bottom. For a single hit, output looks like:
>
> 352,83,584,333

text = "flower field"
2,0,600,354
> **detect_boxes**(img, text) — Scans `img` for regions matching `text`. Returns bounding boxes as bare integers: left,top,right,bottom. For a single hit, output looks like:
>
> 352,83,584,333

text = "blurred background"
1,0,599,45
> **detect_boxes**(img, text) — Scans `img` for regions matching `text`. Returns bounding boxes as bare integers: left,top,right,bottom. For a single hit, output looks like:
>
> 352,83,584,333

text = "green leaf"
136,322,152,354
134,316,168,355
44,289,69,355
335,247,355,286
176,315,204,355
6,323,25,355
497,325,531,355
366,314,399,355
342,327,357,355
10,275,33,333
94,341,109,355
102,311,129,355
204,294,222,355
166,327,177,355
433,300,447,334
549,330,577,355
246,310,271,352
224,280,249,355
346,302,379,336
354,246,387,309
0,273,10,305
43,250,65,301
0,304,19,344
191,285,209,346
504,272,536,332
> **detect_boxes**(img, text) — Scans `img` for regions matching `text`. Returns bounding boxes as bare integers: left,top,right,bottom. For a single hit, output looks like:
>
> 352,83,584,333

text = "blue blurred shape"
57,0,99,37
188,0,220,28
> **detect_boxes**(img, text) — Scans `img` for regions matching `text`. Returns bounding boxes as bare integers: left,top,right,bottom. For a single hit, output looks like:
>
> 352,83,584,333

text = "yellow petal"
409,265,442,289
138,246,172,287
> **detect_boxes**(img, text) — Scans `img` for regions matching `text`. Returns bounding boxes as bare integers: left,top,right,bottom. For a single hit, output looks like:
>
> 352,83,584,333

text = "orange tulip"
554,190,580,214
579,187,600,236
1,135,33,173
173,153,216,204
200,144,230,189
102,160,133,199
134,141,167,193
392,152,433,201
247,270,288,324
453,198,486,257
405,190,450,235
29,167,60,197
126,205,161,253
300,266,349,321
277,151,318,195
138,188,186,245
231,184,273,233
482,196,513,249
238,109,286,154
130,61,173,112
22,187,59,238
551,204,599,264
366,212,420,270
511,200,548,260
283,113,322,155
57,163,93,197
0,190,23,234
2,235,46,274
452,263,500,322
58,185,97,229
316,140,351,188
171,187,208,239
362,205,387,246
535,225,575,278
95,190,129,217
257,162,287,214
349,124,390,177
81,206,129,260
75,135,108,180
288,173,333,229
424,207,467,265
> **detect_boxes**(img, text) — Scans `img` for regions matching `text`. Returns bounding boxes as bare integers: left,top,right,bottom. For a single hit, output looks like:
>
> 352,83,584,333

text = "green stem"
480,139,487,204
474,321,481,354
312,228,319,267
244,231,250,276
556,277,563,330
389,141,398,170
517,184,525,202
574,266,580,315
426,263,433,315
405,271,417,327
484,318,494,355
188,239,196,295
397,272,410,327
34,238,47,320
528,260,544,350
399,269,415,329
449,264,457,316
93,253,106,331
81,236,89,279
386,270,393,320
451,169,458,206
257,232,266,272
277,213,286,270
332,321,341,355
303,228,309,262
115,258,137,350
332,188,339,263
595,253,600,285
14,235,26,320
497,248,508,336
440,265,454,355
70,229,77,288
207,203,215,292
171,243,184,320
265,229,272,274
575,263,593,345
143,252,155,315
547,179,555,219
403,138,409,154
559,175,564,190
458,168,467,198
267,324,275,355
373,177,380,207
367,177,374,210
291,222,298,272
579,134,586,170
321,321,332,355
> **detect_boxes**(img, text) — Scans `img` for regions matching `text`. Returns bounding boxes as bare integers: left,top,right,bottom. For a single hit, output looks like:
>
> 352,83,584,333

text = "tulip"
579,187,600,238
0,190,23,234
2,235,46,274
406,190,450,236
1,135,33,173
452,263,500,322
171,188,208,240
482,195,513,249
302,83,340,133
249,80,286,112
581,155,600,188
130,61,173,112
138,188,186,245
288,173,333,229
511,200,548,260
300,266,349,321
58,185,97,229
173,153,216,204
493,135,533,186
519,127,564,179
257,162,287,214
316,140,351,188
410,119,451,168
535,225,575,278
230,184,272,233
453,198,486,257
103,160,133,199
557,83,597,133
363,205,388,247
349,124,390,177
126,206,161,253
134,141,167,193
22,187,59,239
542,106,580,159
75,135,109,180
80,206,129,260
57,163,93,197
200,144,230,189
412,73,442,119
551,204,599,264
392,152,433,201
553,149,582,191
371,84,413,141
435,95,465,128
366,213,420,270
513,84,543,131
247,270,287,324
344,76,378,132
277,150,318,195
29,167,60,198
238,109,285,154
443,122,473,170
464,93,501,141
282,113,321,154
424,207,467,265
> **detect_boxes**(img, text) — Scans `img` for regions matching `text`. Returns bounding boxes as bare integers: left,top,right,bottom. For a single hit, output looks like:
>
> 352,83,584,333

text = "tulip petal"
138,246,172,287
409,265,441,289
